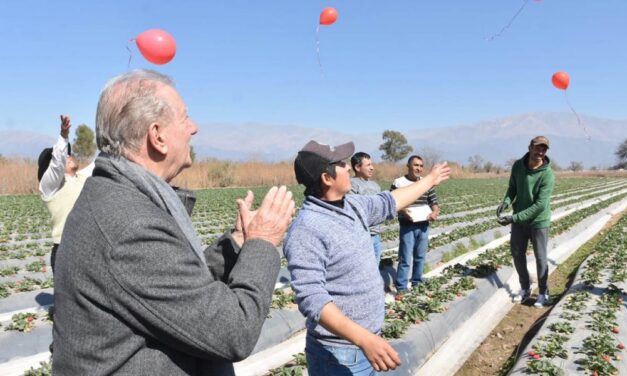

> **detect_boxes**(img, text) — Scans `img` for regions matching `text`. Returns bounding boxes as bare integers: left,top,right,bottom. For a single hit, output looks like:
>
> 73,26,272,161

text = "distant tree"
417,147,442,169
550,159,562,171
72,124,96,163
467,155,484,172
568,161,584,172
379,130,413,163
504,158,517,171
614,138,627,169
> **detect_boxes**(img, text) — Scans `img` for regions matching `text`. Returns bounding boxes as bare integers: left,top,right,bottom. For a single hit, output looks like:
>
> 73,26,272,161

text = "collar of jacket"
303,195,369,232
522,152,551,173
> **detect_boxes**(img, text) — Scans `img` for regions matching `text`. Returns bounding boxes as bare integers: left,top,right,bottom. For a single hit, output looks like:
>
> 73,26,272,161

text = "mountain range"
1,112,624,168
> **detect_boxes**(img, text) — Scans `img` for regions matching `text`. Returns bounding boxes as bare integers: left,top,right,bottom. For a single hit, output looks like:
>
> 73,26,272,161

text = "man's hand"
427,162,451,186
497,215,513,226
232,190,256,247
60,115,71,139
427,205,440,222
242,186,295,246
359,332,401,372
496,202,508,217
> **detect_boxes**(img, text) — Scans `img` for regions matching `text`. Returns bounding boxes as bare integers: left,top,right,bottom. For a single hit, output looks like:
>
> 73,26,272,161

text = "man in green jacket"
497,136,555,308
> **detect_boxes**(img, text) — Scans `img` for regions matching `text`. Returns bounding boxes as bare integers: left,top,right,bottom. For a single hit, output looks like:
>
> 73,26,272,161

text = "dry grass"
2,157,624,195
0,159,40,195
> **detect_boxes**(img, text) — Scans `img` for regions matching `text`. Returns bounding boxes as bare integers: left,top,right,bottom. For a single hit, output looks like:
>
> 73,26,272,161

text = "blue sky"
1,0,626,138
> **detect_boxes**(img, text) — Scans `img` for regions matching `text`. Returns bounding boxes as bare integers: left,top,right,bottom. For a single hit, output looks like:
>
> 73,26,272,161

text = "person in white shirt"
37,115,93,272
391,155,440,293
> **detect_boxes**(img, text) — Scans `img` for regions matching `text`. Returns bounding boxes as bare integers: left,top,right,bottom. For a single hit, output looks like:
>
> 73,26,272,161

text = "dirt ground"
454,210,625,376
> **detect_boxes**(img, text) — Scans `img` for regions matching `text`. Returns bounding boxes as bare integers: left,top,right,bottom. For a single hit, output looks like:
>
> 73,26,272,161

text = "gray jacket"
52,164,280,375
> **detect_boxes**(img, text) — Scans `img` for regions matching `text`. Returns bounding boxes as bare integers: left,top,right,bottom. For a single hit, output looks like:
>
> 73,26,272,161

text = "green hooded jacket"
503,153,555,229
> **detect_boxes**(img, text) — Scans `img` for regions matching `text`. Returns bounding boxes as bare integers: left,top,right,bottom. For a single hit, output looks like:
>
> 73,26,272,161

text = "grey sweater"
349,177,383,234
283,192,396,346
52,163,280,375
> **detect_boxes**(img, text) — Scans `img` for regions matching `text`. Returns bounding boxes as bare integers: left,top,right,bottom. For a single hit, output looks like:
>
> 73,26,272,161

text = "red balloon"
552,71,569,90
320,7,338,25
136,29,176,65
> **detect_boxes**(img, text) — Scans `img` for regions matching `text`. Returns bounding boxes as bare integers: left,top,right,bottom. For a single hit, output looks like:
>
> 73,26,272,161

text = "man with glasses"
350,152,384,265
284,141,450,375
392,155,440,294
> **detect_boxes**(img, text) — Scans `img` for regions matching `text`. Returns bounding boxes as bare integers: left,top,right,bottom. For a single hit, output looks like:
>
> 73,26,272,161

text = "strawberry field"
0,176,625,375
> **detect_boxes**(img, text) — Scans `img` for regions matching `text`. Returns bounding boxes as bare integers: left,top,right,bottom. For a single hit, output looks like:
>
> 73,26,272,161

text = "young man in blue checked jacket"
284,140,450,376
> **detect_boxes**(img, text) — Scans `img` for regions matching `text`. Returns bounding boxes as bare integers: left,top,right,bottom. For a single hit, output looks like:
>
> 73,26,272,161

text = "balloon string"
126,39,135,69
564,91,591,141
486,0,530,42
316,24,325,77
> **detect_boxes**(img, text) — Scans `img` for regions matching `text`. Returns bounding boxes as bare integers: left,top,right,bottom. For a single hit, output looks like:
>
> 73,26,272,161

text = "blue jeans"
306,335,375,376
372,234,382,267
395,222,429,291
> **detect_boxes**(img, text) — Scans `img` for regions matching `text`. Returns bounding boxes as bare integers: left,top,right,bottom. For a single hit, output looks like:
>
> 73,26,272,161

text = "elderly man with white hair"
52,69,295,375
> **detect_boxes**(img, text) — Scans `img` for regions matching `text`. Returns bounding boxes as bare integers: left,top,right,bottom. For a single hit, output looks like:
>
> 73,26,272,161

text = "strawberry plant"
26,259,47,273
525,358,566,375
532,334,569,359
268,352,306,376
23,359,52,376
548,322,575,335
6,312,38,332
0,266,19,276
271,288,295,310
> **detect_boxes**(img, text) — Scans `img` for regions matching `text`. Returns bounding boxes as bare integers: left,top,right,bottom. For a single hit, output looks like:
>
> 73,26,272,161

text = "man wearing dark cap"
497,136,555,308
284,140,450,375
38,115,91,272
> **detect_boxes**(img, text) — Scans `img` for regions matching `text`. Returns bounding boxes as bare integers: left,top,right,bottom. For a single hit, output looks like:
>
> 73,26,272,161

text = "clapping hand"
233,186,295,247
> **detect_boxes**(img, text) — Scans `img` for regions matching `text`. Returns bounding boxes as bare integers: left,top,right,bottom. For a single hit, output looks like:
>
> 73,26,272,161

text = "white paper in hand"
405,205,432,222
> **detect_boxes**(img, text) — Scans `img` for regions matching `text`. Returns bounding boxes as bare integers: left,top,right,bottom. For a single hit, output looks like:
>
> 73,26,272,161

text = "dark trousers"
510,224,549,294
51,244,59,274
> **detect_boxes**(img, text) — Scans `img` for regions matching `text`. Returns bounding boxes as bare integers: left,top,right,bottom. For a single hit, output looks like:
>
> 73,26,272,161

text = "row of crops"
511,214,626,376
0,176,625,375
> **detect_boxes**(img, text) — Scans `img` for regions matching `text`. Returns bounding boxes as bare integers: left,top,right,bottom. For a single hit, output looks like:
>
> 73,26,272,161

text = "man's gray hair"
96,69,175,157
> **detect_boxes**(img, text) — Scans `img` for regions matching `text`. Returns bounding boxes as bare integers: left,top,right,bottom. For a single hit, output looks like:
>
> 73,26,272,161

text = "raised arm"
39,115,71,199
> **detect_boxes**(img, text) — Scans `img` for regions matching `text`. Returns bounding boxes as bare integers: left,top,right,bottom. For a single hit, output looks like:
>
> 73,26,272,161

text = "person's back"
42,171,88,242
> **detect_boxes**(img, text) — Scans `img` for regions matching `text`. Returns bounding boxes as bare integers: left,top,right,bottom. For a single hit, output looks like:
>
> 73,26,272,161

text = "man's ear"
147,122,167,155
320,172,334,188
